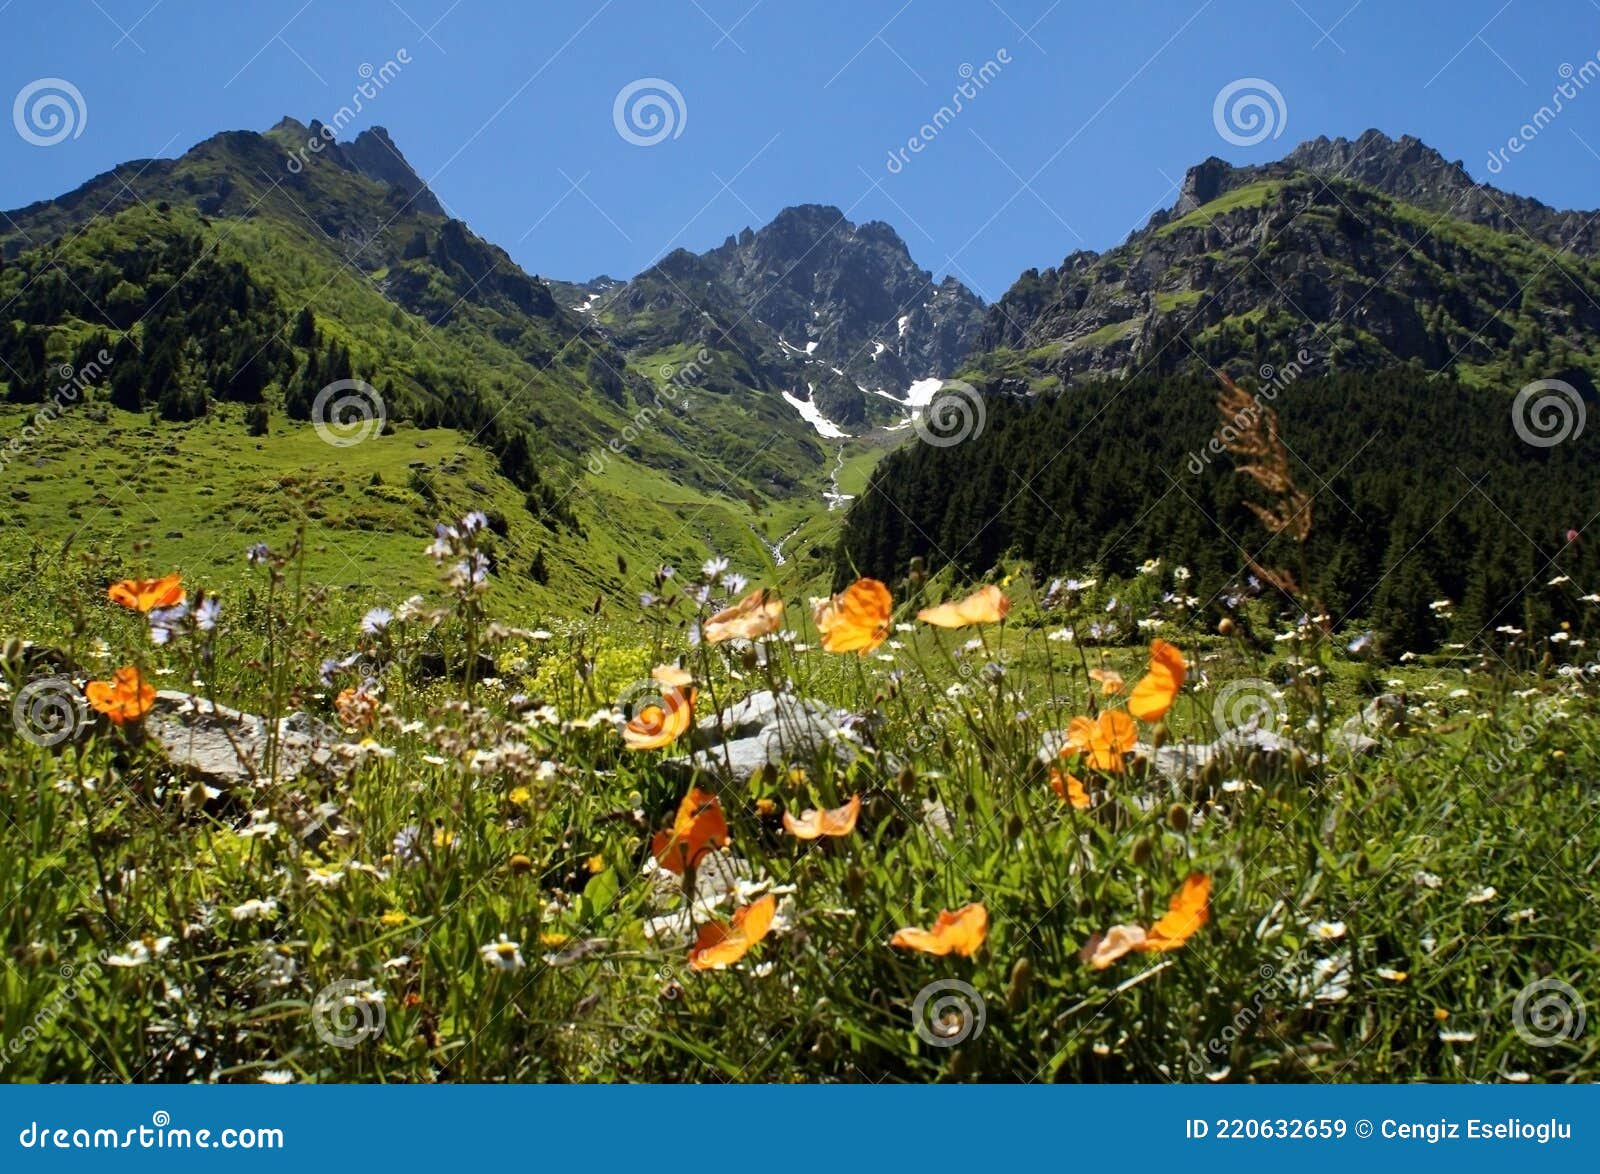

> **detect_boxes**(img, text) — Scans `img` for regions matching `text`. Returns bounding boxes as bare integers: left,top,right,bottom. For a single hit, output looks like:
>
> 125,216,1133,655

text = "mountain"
0,119,839,603
971,129,1600,395
581,203,985,433
835,130,1600,651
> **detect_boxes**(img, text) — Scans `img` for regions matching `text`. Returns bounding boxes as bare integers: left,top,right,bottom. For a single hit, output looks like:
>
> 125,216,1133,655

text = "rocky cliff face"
587,204,985,431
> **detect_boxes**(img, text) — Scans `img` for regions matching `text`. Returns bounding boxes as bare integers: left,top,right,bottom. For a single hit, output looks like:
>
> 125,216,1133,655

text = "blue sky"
4,0,1600,299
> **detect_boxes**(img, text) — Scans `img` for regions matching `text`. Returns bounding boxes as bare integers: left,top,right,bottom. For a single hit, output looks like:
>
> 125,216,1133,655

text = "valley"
4,110,1600,1085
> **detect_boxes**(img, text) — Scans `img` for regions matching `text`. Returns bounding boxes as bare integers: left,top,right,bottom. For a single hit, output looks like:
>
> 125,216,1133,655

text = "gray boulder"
673,689,857,784
146,691,357,788
1037,694,1403,787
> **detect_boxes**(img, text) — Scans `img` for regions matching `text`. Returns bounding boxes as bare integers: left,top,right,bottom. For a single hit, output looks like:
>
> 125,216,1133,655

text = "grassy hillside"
0,137,852,624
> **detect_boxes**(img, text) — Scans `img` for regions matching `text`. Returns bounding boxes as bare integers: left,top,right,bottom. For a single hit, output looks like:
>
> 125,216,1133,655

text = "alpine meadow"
2,0,1599,1094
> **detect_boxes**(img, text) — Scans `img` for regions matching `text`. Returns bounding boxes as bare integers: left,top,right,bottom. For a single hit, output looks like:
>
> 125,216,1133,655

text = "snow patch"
897,315,911,337
905,377,945,408
783,388,850,439
805,340,819,355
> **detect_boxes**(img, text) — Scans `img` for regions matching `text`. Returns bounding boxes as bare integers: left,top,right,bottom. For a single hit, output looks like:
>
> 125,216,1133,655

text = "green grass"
1156,181,1284,238
1068,318,1140,349
1,546,1595,1083
1155,289,1203,313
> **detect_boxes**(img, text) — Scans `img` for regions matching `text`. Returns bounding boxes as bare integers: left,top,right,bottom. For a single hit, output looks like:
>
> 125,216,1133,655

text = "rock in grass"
1035,694,1403,786
146,690,357,788
670,689,858,784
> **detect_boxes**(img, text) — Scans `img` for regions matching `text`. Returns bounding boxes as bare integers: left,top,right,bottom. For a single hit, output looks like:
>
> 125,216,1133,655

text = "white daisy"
229,898,278,922
480,934,525,971
106,935,173,968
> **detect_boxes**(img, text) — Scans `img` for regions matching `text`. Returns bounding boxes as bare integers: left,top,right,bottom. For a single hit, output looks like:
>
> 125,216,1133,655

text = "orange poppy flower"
1089,666,1125,696
623,685,697,751
916,584,1010,628
812,578,893,655
1064,710,1138,772
1080,873,1211,969
107,573,184,613
1049,767,1091,809
689,893,777,971
84,666,156,725
1140,872,1211,952
1080,923,1148,970
1127,639,1187,723
651,787,730,874
703,588,785,644
783,794,861,839
890,902,988,957
651,662,693,688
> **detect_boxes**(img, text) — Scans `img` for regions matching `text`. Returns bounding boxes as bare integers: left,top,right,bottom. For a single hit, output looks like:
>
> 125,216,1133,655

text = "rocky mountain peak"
1281,128,1474,206
1175,157,1234,214
590,203,986,433
974,129,1600,390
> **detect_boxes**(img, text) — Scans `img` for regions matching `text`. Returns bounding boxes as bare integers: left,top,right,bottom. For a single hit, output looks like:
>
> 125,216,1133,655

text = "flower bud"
1006,958,1034,1015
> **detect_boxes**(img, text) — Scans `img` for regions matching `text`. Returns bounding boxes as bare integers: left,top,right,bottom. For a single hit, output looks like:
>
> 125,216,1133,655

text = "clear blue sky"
4,0,1600,299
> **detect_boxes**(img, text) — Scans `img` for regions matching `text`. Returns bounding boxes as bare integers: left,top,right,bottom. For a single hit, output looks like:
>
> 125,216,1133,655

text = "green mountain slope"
0,121,838,612
971,130,1600,394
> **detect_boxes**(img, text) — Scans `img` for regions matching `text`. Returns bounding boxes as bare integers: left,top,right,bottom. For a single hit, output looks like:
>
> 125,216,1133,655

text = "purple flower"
361,607,393,636
393,826,422,866
196,597,221,632
246,543,271,565
319,652,361,686
148,601,189,645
